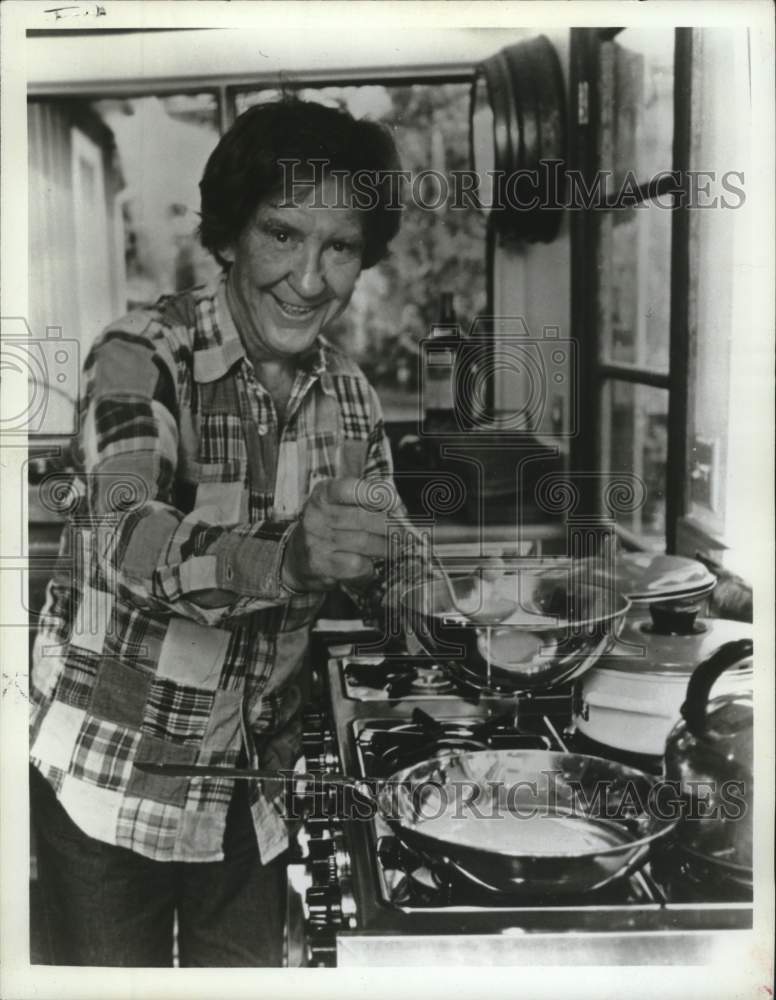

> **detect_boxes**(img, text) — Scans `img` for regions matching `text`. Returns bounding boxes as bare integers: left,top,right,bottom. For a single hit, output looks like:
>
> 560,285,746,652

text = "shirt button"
258,425,268,436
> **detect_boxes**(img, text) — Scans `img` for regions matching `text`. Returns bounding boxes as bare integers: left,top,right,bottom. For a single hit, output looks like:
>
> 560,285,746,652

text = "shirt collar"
192,272,331,383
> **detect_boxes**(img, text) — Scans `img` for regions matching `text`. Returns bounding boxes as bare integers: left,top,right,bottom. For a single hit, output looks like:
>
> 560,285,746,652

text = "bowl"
400,567,631,693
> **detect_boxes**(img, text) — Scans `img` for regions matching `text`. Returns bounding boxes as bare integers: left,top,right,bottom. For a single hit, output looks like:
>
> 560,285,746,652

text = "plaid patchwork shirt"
30,273,400,863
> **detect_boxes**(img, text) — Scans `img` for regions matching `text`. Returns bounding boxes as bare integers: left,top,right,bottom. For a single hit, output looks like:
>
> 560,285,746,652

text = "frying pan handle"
680,639,753,738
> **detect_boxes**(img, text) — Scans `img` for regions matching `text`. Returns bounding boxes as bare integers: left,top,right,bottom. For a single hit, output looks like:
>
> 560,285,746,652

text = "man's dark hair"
199,98,403,269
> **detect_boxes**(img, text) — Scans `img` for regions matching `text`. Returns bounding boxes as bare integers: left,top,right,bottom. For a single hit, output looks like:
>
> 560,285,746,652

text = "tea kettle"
663,638,754,883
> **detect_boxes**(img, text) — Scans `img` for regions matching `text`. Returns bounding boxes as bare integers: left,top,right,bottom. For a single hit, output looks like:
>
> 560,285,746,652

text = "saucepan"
138,747,673,897
401,565,631,693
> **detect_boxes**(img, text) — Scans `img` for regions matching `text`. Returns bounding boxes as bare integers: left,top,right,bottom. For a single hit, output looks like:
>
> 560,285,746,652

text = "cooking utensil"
664,638,753,881
391,508,518,625
135,762,364,787
573,605,753,756
446,577,521,626
138,748,674,896
401,566,630,693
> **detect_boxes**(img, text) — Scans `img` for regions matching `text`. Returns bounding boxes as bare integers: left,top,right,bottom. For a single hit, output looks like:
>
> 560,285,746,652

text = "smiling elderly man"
29,98,420,967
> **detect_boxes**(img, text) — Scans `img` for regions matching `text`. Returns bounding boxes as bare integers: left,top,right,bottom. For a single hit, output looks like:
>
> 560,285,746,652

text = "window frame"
569,26,694,553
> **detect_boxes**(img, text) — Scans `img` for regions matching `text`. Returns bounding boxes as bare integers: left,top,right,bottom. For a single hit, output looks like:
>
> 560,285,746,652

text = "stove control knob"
331,832,351,877
307,834,334,861
339,886,358,927
333,849,350,878
306,935,336,967
305,747,338,772
305,886,340,925
302,812,331,833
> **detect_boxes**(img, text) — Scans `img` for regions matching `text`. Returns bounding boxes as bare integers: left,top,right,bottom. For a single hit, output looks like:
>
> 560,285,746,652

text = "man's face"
223,175,365,361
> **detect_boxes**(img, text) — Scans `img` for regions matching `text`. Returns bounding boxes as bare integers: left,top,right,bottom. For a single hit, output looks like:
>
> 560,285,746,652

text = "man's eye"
272,229,290,244
331,240,360,255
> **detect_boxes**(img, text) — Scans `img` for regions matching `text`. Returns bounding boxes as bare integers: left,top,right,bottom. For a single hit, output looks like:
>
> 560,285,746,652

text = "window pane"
600,380,668,544
235,83,487,420
599,29,675,193
597,200,671,373
94,94,222,308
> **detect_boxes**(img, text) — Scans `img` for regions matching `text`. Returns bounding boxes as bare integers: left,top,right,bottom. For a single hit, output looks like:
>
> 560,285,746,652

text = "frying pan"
137,747,673,896
371,749,674,895
401,567,631,693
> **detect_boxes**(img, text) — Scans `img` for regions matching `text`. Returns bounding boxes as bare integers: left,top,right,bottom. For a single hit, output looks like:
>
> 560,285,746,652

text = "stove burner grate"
355,707,552,776
375,834,656,908
409,665,454,694
343,656,475,700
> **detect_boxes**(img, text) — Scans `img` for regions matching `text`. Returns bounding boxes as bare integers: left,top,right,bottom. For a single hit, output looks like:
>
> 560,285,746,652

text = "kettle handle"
680,638,753,738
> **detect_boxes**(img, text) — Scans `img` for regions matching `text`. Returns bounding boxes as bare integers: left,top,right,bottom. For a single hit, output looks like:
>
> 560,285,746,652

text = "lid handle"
680,638,753,738
648,601,701,635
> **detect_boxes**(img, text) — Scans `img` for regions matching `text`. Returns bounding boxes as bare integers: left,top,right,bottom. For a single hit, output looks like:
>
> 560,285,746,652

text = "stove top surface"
292,639,754,967
348,712,669,911
342,654,460,700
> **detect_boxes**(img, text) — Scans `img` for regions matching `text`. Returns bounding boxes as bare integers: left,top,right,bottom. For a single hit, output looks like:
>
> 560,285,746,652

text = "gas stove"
285,627,753,967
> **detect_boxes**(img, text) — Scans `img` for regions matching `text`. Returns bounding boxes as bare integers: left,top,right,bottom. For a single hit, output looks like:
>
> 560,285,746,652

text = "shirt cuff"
213,521,298,600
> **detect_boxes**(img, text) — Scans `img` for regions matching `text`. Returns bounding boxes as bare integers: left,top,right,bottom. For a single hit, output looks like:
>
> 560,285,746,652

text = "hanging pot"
663,638,754,883
572,603,752,757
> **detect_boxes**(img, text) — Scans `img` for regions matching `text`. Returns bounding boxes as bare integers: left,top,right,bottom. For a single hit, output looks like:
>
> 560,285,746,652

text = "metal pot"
663,639,753,882
401,567,630,693
572,605,752,757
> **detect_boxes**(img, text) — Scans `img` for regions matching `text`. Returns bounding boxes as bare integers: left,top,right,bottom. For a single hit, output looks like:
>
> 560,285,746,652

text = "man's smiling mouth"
274,296,318,318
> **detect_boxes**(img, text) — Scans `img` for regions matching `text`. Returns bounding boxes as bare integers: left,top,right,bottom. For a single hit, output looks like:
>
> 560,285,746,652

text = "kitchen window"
27,91,223,436
570,27,690,552
571,26,756,565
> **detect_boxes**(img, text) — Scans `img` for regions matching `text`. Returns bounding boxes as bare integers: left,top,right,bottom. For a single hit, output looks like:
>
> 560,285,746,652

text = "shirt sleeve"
342,385,434,628
77,321,296,627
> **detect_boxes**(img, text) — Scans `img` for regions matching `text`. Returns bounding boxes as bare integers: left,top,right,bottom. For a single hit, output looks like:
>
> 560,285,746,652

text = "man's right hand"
281,477,399,593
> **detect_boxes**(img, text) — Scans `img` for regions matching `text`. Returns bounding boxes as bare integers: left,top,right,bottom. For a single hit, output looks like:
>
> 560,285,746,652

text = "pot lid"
598,612,753,676
607,553,717,603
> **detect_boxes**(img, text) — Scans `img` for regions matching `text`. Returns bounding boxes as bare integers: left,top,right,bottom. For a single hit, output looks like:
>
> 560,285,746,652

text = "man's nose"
294,244,326,298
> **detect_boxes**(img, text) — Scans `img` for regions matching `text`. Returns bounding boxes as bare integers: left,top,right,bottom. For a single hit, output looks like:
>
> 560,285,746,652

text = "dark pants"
30,767,287,967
